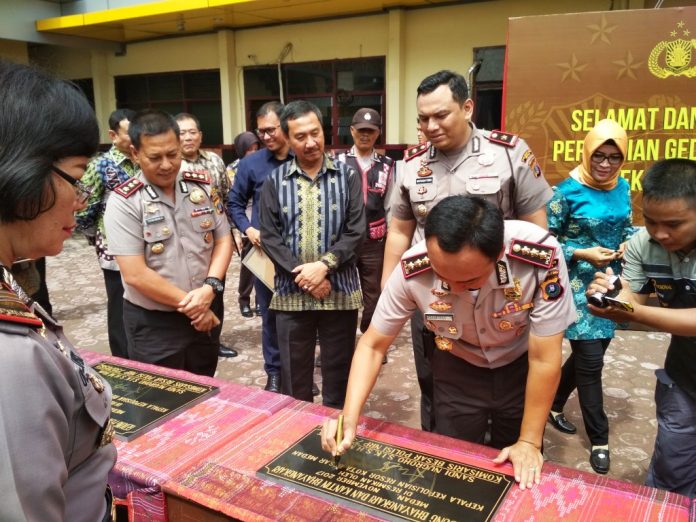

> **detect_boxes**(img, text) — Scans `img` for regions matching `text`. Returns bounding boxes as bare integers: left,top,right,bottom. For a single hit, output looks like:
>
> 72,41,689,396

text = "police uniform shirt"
392,124,553,244
104,171,230,311
622,228,696,399
0,269,116,522
371,220,577,368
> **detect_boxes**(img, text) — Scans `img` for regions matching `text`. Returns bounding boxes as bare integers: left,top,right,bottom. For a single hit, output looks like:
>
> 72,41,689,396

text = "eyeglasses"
590,152,623,165
256,125,280,138
179,129,200,137
52,165,92,204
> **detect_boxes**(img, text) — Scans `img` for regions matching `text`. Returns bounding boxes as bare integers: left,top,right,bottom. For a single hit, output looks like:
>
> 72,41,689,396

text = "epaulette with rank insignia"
404,143,430,162
182,170,211,184
401,252,431,279
114,178,143,198
0,282,43,328
487,130,519,148
508,239,556,269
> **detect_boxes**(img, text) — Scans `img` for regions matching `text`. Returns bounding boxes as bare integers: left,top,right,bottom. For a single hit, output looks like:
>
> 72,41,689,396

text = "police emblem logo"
430,300,452,312
434,336,453,351
448,326,458,335
504,277,522,302
499,320,513,331
199,218,213,230
431,287,449,297
417,165,433,177
189,188,206,204
540,269,564,301
416,204,428,217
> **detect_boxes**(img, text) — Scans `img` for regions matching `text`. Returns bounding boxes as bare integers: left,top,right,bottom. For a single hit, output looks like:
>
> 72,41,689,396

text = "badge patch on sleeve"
540,269,564,301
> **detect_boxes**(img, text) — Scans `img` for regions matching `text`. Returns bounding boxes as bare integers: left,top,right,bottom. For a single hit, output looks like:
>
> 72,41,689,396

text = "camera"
587,275,622,308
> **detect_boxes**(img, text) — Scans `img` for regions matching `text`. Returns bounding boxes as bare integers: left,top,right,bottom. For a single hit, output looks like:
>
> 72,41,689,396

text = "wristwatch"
203,277,225,295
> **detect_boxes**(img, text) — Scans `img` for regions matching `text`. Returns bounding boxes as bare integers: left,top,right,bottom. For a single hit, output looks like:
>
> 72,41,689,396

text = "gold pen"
334,414,344,469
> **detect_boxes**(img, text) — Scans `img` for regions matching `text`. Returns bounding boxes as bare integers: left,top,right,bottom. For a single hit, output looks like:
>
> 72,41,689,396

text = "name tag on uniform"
416,177,433,184
145,215,165,224
424,313,454,322
191,207,214,217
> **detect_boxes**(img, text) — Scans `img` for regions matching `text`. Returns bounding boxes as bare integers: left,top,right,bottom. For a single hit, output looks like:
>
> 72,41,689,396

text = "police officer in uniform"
0,60,116,522
104,110,233,377
336,108,394,335
383,70,553,431
323,196,576,489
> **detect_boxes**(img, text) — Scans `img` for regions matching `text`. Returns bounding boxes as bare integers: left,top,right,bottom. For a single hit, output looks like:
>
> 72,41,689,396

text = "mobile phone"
604,296,634,313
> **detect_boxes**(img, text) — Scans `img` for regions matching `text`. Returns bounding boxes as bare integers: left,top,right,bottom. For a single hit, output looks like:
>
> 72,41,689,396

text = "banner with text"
504,6,696,222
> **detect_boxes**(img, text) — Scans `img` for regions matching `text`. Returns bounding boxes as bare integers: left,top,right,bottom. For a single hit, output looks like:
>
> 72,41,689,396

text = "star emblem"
671,30,678,37
613,50,644,80
678,20,685,28
557,54,588,82
684,29,691,37
587,15,617,45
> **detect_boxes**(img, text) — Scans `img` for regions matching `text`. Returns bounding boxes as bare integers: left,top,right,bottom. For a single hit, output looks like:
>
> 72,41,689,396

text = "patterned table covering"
164,401,693,522
81,352,294,521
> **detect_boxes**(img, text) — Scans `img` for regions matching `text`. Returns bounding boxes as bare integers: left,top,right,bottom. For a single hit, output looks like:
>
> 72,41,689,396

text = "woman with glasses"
546,119,634,475
0,60,116,521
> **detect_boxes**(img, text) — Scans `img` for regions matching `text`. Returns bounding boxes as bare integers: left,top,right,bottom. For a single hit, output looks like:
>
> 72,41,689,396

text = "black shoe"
312,382,320,396
254,304,262,317
240,304,253,318
218,344,238,358
382,354,388,365
264,374,281,393
548,412,577,434
590,448,610,474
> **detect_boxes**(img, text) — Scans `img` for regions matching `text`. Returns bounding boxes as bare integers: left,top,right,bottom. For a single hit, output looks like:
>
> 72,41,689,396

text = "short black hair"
417,70,469,106
108,108,137,132
643,159,696,208
174,112,201,130
129,110,180,150
424,195,504,260
0,60,99,223
256,101,284,120
279,100,323,135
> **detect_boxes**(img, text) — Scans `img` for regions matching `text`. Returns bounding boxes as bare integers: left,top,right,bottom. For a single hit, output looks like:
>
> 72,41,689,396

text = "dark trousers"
102,269,129,359
255,280,280,375
276,309,358,408
411,312,435,431
210,279,226,346
238,237,255,307
552,338,611,445
646,369,696,498
123,300,218,376
432,350,528,449
357,238,385,333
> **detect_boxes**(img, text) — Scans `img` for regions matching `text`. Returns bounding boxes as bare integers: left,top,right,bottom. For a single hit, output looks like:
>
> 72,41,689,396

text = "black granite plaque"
259,427,513,522
94,362,218,441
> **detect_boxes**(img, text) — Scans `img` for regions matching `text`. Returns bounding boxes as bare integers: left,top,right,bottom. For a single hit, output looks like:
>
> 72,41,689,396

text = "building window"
243,57,385,147
471,46,505,130
115,70,223,145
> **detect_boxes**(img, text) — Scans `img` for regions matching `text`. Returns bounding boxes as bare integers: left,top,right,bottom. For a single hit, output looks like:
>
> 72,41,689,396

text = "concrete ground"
51,235,669,486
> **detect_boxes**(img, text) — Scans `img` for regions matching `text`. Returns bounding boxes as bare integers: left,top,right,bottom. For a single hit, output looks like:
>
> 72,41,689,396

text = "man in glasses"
175,112,237,359
228,101,291,392
77,108,137,359
104,110,232,377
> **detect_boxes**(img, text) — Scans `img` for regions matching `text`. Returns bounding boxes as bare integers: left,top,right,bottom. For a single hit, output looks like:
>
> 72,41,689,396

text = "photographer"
587,158,696,497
